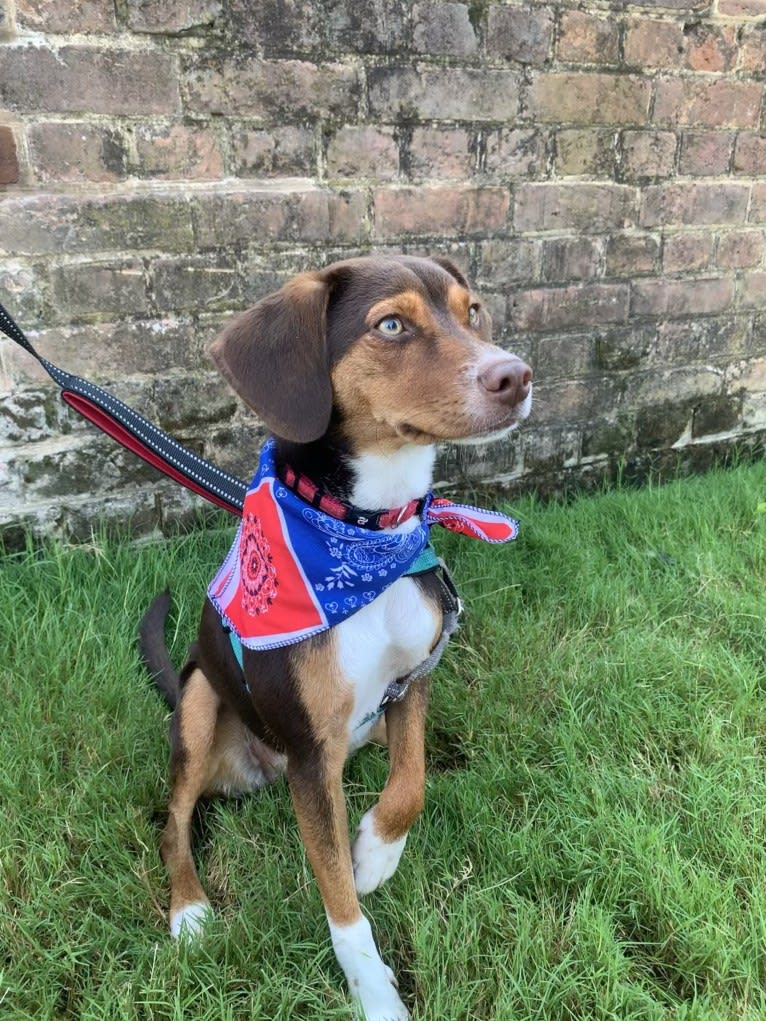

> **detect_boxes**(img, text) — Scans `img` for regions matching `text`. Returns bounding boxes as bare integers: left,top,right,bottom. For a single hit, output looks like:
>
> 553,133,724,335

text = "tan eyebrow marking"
366,290,438,333
447,283,472,322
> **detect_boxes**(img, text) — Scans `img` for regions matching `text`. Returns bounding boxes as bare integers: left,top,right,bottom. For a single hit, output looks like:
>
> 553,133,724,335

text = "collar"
279,462,425,530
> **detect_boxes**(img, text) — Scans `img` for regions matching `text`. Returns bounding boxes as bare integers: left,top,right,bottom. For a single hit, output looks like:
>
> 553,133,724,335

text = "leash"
0,302,247,515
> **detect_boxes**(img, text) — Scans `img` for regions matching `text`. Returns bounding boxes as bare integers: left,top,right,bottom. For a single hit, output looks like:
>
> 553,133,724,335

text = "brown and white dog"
139,254,532,1020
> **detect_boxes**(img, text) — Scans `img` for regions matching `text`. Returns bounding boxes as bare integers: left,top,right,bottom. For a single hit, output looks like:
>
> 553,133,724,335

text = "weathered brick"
16,0,116,32
621,131,676,182
193,185,369,247
484,129,546,179
654,78,762,129
528,72,651,125
413,3,477,57
594,326,655,372
624,19,737,73
368,66,520,122
227,0,322,52
135,124,223,180
49,260,150,320
515,183,637,233
717,229,766,269
407,127,473,180
328,126,399,179
541,237,602,282
0,261,45,325
231,126,314,178
685,22,739,73
0,45,180,116
662,232,715,273
655,317,750,365
555,129,616,177
718,0,766,15
153,256,242,312
740,272,766,310
373,185,509,239
740,25,766,74
605,233,660,276
0,193,194,255
184,57,361,122
679,131,733,177
537,335,596,379
510,283,629,332
641,182,750,228
751,183,766,223
628,366,723,409
734,134,766,176
487,6,554,64
27,121,127,183
692,394,743,439
557,11,619,65
0,1,13,38
631,277,735,317
0,124,19,184
476,238,538,287
127,0,221,33
323,0,410,54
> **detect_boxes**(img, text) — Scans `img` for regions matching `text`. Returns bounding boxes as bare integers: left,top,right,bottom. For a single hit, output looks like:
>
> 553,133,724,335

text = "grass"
2,462,766,1020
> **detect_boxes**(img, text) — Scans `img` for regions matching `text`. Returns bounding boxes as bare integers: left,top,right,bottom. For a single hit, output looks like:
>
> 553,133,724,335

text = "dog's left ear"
210,271,334,443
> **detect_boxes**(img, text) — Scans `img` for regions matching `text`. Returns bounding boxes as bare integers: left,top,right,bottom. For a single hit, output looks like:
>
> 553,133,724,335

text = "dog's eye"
376,316,404,337
468,304,481,328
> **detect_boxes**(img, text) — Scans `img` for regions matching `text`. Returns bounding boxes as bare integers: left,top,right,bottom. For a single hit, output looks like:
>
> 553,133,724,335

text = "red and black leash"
0,303,247,516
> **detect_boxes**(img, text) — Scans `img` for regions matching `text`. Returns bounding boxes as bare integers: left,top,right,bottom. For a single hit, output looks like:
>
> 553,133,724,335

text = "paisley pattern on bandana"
208,439,519,652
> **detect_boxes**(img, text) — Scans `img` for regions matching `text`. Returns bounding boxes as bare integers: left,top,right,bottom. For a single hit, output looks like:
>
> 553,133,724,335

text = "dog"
139,254,532,1020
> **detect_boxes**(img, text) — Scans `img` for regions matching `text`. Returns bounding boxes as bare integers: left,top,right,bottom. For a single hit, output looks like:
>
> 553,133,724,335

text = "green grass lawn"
2,463,766,1020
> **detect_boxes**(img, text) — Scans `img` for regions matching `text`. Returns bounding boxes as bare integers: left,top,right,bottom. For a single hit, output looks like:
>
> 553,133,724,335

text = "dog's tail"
138,589,180,709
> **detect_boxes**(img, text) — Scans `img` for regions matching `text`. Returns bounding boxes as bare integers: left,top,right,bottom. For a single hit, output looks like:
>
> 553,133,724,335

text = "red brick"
230,126,314,178
135,124,223,180
373,185,509,239
679,132,733,177
624,19,737,73
28,121,126,183
734,134,766,176
487,6,554,64
16,0,116,32
515,183,636,233
555,129,616,177
621,131,677,181
528,72,651,126
632,277,734,317
412,3,477,57
685,23,738,73
0,124,19,185
328,125,399,179
0,45,179,116
557,11,619,65
740,272,766,310
718,0,766,15
654,78,762,129
368,66,520,122
484,128,546,179
49,259,150,319
510,283,629,332
717,229,766,268
740,26,766,74
541,237,602,282
751,183,766,223
605,233,660,276
662,232,715,273
641,183,750,227
185,58,361,122
127,0,221,33
407,127,473,180
476,238,538,286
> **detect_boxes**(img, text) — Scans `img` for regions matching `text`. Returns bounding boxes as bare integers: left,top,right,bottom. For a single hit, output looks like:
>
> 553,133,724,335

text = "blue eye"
377,316,404,337
468,304,480,327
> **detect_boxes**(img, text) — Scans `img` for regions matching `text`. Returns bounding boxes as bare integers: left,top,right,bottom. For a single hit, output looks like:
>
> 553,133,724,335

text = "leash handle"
0,301,246,516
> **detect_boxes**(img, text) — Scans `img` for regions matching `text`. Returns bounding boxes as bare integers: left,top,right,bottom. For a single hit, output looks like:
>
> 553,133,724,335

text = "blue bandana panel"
209,439,518,651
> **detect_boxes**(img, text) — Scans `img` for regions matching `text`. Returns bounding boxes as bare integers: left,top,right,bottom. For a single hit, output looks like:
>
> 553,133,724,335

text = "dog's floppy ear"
210,271,333,443
429,255,469,289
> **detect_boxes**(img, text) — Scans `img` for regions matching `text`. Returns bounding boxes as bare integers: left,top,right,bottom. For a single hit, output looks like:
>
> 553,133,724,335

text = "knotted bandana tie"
208,439,519,651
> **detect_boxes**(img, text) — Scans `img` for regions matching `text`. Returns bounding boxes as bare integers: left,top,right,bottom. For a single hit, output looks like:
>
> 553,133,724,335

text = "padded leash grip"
0,301,246,516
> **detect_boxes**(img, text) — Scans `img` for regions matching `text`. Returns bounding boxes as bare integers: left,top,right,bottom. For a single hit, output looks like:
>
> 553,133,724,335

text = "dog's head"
211,255,532,449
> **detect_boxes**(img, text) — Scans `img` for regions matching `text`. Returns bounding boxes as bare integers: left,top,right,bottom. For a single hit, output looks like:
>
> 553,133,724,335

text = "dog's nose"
478,356,532,407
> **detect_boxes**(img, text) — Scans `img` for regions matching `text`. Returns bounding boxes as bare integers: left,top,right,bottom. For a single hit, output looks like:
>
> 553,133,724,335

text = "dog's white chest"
336,576,438,748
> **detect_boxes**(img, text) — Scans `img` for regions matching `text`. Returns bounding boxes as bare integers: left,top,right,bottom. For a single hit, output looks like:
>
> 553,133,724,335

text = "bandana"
208,439,519,652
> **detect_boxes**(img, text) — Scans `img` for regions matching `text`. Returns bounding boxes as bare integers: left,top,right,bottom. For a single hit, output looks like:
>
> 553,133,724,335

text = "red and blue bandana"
208,439,519,651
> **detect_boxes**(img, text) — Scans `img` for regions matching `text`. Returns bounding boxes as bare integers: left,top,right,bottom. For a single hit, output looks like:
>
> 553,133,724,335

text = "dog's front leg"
353,680,429,897
287,752,410,1021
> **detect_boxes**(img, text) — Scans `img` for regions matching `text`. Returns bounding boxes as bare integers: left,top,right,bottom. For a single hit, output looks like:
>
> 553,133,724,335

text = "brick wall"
0,1,765,542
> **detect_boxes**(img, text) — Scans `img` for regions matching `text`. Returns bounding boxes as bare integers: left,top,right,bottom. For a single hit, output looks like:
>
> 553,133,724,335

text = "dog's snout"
478,357,532,407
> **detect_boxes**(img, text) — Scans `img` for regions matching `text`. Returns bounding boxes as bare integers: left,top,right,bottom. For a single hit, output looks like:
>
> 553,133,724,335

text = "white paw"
329,916,409,1021
352,810,407,896
169,901,212,939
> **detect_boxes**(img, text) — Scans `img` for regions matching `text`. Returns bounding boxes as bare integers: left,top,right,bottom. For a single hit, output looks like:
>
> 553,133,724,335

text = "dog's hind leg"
161,667,220,938
352,680,430,897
